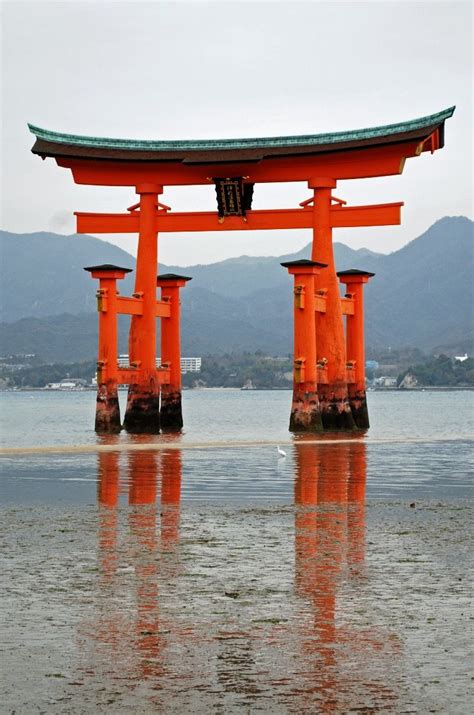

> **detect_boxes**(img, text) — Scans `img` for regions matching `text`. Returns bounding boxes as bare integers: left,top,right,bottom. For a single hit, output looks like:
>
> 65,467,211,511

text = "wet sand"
1,441,472,713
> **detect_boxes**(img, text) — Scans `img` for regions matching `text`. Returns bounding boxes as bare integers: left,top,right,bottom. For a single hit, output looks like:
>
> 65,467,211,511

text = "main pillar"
281,259,325,432
310,178,355,430
124,183,162,433
157,274,192,431
84,264,132,433
337,269,374,428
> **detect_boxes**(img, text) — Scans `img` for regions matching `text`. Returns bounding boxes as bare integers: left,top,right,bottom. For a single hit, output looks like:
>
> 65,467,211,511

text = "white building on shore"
118,355,201,373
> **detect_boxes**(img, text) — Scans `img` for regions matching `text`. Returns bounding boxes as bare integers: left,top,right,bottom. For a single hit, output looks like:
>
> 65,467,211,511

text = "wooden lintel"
116,296,143,316
315,296,327,313
117,367,170,386
341,297,355,315
156,300,171,318
346,368,356,384
331,202,402,228
76,212,139,234
76,201,403,235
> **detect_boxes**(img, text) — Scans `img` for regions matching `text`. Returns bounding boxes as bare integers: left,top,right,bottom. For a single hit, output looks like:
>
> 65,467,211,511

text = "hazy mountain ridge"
0,216,472,360
0,231,136,322
0,229,383,321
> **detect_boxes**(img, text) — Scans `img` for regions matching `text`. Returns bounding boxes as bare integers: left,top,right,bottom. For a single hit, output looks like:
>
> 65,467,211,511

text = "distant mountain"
162,242,381,299
363,216,473,349
0,217,472,360
0,229,380,321
0,231,136,322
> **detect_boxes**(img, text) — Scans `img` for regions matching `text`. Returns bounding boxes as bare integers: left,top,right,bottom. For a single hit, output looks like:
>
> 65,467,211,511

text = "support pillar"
337,269,374,428
84,264,132,433
281,259,326,432
124,184,162,433
310,178,355,430
157,274,192,431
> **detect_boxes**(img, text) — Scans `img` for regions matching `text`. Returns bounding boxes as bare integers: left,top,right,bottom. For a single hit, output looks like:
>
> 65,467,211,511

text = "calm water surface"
0,391,473,712
1,388,473,447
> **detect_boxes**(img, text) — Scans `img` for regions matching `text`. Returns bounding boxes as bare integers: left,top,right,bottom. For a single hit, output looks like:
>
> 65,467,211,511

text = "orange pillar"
310,178,355,430
84,264,132,433
281,259,325,431
337,269,374,428
157,274,192,431
124,183,162,434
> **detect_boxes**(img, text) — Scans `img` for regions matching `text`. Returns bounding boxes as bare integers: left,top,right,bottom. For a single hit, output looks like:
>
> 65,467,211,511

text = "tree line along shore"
0,351,472,391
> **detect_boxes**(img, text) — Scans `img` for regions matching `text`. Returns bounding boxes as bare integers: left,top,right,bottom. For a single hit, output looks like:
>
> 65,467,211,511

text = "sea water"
0,390,472,712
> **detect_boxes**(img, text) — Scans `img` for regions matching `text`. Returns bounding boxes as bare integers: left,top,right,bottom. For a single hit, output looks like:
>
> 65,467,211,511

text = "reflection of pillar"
97,451,120,507
293,441,400,710
294,445,319,595
157,274,192,431
310,178,355,430
347,439,367,568
316,444,349,644
84,264,132,433
127,450,161,678
281,260,326,432
160,449,182,547
97,450,120,578
337,270,374,428
294,442,349,706
124,183,162,434
128,450,158,508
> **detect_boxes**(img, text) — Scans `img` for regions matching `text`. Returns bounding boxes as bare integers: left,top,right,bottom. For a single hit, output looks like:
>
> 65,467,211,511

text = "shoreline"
1,433,473,456
1,385,473,393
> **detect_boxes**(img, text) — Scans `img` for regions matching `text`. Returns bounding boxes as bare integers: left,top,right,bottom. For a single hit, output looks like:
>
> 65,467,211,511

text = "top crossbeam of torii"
29,106,454,185
28,107,454,234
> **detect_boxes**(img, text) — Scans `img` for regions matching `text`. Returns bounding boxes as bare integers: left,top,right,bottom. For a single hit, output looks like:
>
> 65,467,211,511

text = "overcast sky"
1,0,472,265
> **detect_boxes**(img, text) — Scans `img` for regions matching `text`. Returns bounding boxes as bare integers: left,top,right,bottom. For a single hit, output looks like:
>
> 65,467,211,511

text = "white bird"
277,445,287,458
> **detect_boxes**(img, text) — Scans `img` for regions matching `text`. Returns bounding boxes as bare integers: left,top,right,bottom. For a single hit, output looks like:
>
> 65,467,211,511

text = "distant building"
374,376,397,387
398,373,418,389
46,378,87,390
118,355,201,373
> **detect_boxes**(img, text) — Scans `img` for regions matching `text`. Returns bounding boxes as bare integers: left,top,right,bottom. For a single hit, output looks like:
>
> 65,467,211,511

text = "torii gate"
29,106,454,433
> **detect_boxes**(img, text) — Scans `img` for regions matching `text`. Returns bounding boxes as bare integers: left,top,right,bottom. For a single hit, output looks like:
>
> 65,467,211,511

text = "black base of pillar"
95,382,122,434
123,383,160,434
289,391,324,432
349,393,370,429
160,391,183,432
318,390,357,431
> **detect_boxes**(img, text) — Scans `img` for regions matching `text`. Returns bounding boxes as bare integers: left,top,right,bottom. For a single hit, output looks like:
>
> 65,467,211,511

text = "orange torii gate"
29,106,454,433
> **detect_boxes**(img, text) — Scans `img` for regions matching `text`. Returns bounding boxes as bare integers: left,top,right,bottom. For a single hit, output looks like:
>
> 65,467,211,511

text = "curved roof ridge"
28,106,455,152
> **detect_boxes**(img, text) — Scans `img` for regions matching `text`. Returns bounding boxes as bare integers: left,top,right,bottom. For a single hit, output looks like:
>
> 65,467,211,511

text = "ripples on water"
0,391,473,712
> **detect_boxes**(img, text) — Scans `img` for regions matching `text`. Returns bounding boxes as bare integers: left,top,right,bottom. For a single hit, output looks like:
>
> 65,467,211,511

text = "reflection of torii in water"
294,437,400,711
78,437,182,685
78,438,402,708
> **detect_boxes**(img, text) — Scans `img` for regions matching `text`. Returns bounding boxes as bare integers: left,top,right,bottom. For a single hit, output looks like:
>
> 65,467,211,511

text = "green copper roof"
28,106,455,153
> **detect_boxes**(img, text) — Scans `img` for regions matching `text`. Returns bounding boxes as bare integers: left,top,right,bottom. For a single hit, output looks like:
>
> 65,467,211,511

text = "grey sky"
1,0,472,265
